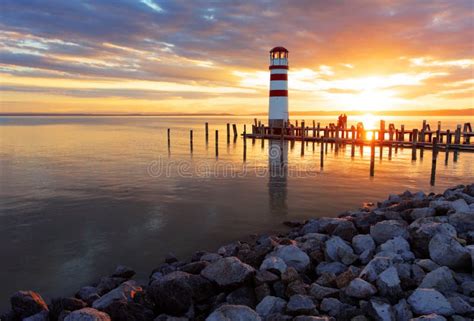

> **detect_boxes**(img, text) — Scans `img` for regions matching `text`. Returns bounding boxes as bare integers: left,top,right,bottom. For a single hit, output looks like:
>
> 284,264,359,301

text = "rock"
64,308,111,321
201,256,255,287
415,259,440,272
419,267,458,293
352,234,375,255
76,286,100,305
111,265,135,279
407,288,455,316
448,211,474,234
10,290,48,319
92,280,142,310
49,297,87,321
370,220,409,244
429,233,470,270
368,298,395,321
359,249,374,265
226,286,257,308
461,280,474,296
394,299,413,321
206,305,261,321
325,236,357,265
379,237,415,261
451,199,470,212
328,219,357,242
376,267,402,300
335,266,360,288
22,311,49,321
180,261,210,274
96,277,127,295
268,245,310,272
102,300,154,321
260,256,288,274
345,278,377,299
409,207,436,221
256,296,287,317
315,262,347,276
446,295,472,315
148,271,214,315
155,315,189,321
319,298,342,317
200,253,222,263
360,256,392,282
411,314,447,321
293,317,331,321
308,283,339,300
255,270,279,285
286,295,316,315
429,200,455,215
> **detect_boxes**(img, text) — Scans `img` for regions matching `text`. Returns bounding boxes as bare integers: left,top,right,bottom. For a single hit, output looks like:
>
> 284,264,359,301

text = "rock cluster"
2,184,474,321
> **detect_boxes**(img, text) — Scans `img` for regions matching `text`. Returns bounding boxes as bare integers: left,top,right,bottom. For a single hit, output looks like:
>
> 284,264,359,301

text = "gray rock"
64,308,111,321
293,317,332,321
409,207,436,220
393,299,413,321
92,280,142,310
226,286,257,307
360,256,392,282
22,311,49,321
260,256,288,274
309,283,339,300
155,315,189,321
286,295,316,315
320,298,342,317
206,305,261,321
352,234,376,255
111,265,135,279
316,262,347,276
76,286,100,305
10,290,48,320
407,288,455,316
410,314,447,321
255,296,286,317
255,270,279,285
368,298,395,321
419,267,458,294
429,233,470,270
410,222,457,257
201,256,255,287
201,253,222,263
379,237,415,261
461,280,474,296
370,220,409,244
345,278,377,299
268,245,310,272
415,259,440,272
359,249,374,265
376,267,402,299
446,295,472,315
448,211,474,234
451,199,470,212
325,236,357,265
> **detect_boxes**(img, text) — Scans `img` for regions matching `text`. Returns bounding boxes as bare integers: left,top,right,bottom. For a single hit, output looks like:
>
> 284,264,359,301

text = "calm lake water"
0,115,473,309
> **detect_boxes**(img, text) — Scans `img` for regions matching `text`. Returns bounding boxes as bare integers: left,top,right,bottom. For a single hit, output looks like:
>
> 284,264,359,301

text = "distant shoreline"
0,108,472,117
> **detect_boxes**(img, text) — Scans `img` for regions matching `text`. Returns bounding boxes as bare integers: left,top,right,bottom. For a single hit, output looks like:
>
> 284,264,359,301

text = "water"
0,115,473,309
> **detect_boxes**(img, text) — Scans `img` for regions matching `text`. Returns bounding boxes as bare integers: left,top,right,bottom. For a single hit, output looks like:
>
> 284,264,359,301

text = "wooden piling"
370,134,375,177
412,129,418,161
301,121,305,156
445,129,450,165
430,137,438,186
317,122,320,138
454,125,460,162
215,130,218,157
243,126,247,161
420,122,425,159
351,137,355,158
232,124,238,138
205,122,209,142
320,138,324,168
167,128,170,149
380,120,385,141
190,130,193,153
400,125,405,142
226,123,230,144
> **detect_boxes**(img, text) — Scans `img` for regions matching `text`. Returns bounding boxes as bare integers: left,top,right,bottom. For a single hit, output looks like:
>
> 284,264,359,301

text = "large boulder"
102,300,154,321
267,245,310,272
148,271,214,315
352,234,375,255
64,308,111,321
419,267,458,294
10,290,48,319
376,266,402,300
448,211,474,234
409,207,436,221
345,278,377,299
286,295,316,315
324,236,357,265
92,280,142,310
201,257,255,287
260,256,288,274
378,237,415,261
255,296,286,317
410,222,457,258
370,220,409,244
429,233,470,270
206,304,261,321
407,288,455,316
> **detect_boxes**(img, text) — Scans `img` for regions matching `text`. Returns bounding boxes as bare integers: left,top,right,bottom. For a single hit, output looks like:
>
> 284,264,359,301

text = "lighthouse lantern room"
268,46,289,129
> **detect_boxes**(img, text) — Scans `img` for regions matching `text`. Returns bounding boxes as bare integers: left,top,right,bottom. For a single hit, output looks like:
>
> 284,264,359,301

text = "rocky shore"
3,184,474,321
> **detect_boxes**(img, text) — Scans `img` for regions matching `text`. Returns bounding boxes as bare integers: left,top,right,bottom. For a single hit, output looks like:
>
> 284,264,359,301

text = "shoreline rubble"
2,184,474,321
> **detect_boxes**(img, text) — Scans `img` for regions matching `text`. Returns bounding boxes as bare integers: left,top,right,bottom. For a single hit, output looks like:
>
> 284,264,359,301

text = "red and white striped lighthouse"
269,46,289,128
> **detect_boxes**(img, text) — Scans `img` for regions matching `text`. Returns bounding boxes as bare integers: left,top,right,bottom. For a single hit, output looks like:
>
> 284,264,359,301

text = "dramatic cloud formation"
0,0,473,114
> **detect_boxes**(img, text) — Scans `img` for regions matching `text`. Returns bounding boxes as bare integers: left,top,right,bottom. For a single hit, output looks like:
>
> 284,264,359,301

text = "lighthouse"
268,46,289,129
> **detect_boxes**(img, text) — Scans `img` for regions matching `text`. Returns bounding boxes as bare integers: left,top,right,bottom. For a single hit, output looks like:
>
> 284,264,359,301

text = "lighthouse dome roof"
270,46,288,53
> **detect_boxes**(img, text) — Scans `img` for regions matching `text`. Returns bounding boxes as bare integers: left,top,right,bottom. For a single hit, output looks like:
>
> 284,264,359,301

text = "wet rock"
376,267,402,300
201,256,255,288
345,278,377,299
102,300,154,321
370,220,409,244
368,298,395,321
255,296,287,317
352,234,375,255
76,286,100,305
286,295,316,315
393,299,413,321
96,277,127,295
64,308,111,321
148,271,214,315
49,297,87,320
111,265,135,279
260,256,288,274
419,267,458,294
226,286,257,308
407,288,454,316
92,280,142,310
180,261,210,274
308,283,339,300
315,262,347,276
206,304,262,321
10,290,49,320
268,245,310,272
359,256,392,282
325,236,357,265
429,233,470,270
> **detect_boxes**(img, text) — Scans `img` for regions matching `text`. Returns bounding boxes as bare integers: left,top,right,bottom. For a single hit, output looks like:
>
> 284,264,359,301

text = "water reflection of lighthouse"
268,140,288,216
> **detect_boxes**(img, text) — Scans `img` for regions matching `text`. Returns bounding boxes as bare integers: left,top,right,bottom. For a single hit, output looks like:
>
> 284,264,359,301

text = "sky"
0,0,473,114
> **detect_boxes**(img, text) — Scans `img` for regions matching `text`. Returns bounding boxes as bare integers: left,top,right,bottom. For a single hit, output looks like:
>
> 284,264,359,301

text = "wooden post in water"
320,137,324,168
301,121,305,156
167,128,171,149
395,129,399,153
190,130,193,153
430,137,438,186
370,134,375,177
312,120,316,138
243,125,247,161
437,121,442,143
324,128,328,154
317,122,320,138
445,129,451,165
351,135,355,158
335,127,339,153
420,121,426,159
226,123,230,144
215,130,219,157
412,129,418,161
205,122,209,143
454,125,461,162
380,120,385,142
400,125,405,142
